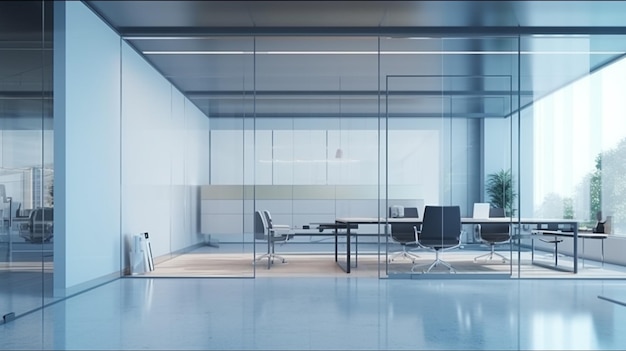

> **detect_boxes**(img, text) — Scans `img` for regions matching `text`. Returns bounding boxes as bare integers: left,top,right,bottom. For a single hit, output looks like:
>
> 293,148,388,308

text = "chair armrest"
270,224,292,239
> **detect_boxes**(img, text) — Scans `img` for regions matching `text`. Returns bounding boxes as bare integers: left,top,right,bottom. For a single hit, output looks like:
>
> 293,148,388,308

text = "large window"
530,43,626,234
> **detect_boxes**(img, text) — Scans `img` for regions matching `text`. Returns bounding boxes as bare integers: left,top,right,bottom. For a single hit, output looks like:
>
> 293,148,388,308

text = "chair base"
388,250,420,263
474,247,508,263
411,258,456,273
254,253,286,266
543,252,565,258
411,251,455,273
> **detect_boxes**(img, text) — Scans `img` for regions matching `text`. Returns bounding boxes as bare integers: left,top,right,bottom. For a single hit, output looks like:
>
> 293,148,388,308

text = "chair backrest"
481,207,509,235
403,207,419,218
419,206,461,245
489,207,505,218
389,206,420,243
12,201,22,218
29,207,54,234
254,210,268,240
390,222,419,243
263,210,274,229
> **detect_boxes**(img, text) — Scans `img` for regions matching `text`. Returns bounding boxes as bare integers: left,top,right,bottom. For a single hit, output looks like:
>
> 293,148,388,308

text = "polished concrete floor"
1,277,626,350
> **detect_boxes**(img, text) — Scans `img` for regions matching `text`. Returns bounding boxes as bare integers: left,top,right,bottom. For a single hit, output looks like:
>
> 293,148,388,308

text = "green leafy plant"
486,169,516,216
589,154,602,220
46,179,54,207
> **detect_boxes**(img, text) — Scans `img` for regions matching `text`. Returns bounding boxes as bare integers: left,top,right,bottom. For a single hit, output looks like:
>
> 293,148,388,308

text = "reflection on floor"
2,240,626,350
0,236,55,320
3,277,626,350
139,243,626,279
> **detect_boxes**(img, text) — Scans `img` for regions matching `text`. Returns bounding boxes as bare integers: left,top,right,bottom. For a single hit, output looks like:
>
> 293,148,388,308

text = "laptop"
473,203,491,219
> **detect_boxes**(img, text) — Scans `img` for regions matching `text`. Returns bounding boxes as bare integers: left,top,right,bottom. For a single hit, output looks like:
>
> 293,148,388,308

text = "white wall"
54,1,122,296
120,41,210,263
120,42,174,261
204,117,485,239
54,1,210,295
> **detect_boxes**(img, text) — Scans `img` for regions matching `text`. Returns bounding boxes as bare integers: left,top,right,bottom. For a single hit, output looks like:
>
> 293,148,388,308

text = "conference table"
333,217,582,274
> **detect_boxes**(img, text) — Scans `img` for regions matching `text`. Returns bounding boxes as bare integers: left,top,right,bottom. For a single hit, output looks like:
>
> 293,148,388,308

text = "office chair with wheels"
263,210,294,242
474,207,511,262
253,210,290,268
412,205,462,273
388,207,420,263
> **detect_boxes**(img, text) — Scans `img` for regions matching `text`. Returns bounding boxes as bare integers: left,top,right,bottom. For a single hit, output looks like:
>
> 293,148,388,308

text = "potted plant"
486,169,516,216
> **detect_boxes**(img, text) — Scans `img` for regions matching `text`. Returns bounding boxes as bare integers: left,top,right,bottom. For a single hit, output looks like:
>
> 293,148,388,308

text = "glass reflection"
0,0,53,320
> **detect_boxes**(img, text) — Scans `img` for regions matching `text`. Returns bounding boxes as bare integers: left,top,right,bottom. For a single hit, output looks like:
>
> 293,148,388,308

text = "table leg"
573,225,578,274
334,225,338,262
531,233,535,263
354,229,358,267
267,234,271,270
602,239,605,267
582,237,585,268
346,225,351,273
554,236,559,266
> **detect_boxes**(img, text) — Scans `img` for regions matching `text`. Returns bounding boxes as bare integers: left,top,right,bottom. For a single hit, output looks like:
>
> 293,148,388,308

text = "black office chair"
474,207,511,262
253,210,290,268
412,205,462,273
388,207,420,263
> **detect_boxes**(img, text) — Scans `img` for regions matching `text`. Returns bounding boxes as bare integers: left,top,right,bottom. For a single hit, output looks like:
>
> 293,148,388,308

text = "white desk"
531,229,607,269
334,217,580,274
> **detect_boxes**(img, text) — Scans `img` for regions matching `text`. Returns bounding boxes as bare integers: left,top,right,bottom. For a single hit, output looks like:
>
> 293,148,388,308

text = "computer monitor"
473,203,491,219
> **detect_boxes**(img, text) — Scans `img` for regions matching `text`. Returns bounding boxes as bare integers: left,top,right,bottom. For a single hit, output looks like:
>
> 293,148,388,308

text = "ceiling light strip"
142,50,625,55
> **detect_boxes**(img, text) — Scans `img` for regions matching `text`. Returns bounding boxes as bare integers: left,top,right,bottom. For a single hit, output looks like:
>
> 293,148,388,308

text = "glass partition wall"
203,37,255,277
379,36,519,278
516,34,626,277
250,36,382,276
219,35,524,278
159,33,626,279
10,0,626,330
0,0,54,321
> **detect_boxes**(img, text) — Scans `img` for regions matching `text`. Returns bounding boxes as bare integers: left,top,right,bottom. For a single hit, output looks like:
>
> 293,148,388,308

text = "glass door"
380,36,519,278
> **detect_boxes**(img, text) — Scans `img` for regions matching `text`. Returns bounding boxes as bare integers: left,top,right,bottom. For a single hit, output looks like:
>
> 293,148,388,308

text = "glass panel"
0,0,52,320
251,36,380,276
381,36,519,278
119,34,251,278
518,34,626,277
191,37,254,277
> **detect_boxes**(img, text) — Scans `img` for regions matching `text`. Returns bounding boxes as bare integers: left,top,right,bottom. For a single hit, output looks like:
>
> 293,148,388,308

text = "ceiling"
85,1,626,31
0,1,52,130
84,0,626,119
5,1,626,124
